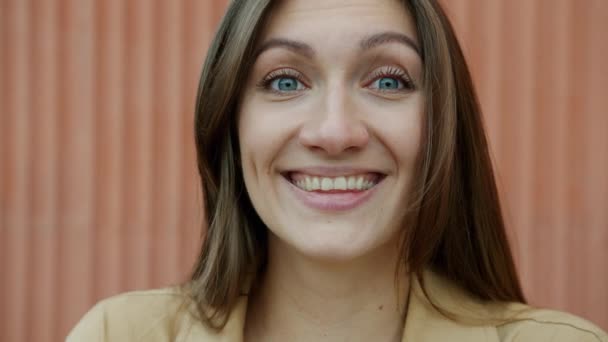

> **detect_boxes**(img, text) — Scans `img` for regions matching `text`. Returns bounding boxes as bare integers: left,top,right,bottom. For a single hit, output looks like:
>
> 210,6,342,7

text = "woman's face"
238,0,424,261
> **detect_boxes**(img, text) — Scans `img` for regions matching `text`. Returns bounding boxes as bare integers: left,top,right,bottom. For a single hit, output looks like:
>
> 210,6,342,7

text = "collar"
199,270,501,341
401,270,500,341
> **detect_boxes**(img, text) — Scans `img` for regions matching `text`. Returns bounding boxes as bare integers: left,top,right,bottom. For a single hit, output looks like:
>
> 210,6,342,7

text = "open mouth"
283,172,386,192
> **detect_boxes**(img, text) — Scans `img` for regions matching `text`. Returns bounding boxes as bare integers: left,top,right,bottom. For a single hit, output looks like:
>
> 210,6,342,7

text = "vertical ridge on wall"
531,0,562,308
56,0,96,337
464,0,504,151
27,0,60,340
582,0,608,323
527,0,551,307
564,0,589,317
2,1,31,341
123,0,154,292
506,0,537,294
553,0,574,309
92,0,125,303
149,0,183,287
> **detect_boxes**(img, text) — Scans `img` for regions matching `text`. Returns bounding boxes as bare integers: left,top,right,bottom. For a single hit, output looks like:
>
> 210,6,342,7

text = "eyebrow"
255,38,316,59
360,32,420,55
254,31,420,59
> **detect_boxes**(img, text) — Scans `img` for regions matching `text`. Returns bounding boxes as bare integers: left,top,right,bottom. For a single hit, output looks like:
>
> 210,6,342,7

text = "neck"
245,235,409,342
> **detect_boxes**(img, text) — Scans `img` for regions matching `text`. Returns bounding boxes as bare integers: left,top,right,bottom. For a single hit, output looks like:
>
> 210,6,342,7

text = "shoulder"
419,270,607,342
496,304,608,342
66,287,219,342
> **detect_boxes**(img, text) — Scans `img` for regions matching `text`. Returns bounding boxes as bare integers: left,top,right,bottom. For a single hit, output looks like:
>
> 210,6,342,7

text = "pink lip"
283,176,382,211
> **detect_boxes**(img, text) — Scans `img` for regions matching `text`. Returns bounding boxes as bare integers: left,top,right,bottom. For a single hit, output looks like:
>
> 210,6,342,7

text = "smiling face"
238,0,424,261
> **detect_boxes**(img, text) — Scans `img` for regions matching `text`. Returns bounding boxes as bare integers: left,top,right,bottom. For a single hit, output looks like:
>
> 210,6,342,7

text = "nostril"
297,115,370,155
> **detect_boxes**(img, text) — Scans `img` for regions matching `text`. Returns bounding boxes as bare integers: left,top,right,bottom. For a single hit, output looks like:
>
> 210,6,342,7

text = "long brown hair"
190,0,525,329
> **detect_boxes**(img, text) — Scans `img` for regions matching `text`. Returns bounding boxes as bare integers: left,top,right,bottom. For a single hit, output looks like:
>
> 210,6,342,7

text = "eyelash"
366,66,416,91
256,66,415,95
256,69,307,95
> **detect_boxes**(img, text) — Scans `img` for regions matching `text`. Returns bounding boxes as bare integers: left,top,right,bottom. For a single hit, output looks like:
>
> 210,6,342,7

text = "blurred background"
1,0,606,341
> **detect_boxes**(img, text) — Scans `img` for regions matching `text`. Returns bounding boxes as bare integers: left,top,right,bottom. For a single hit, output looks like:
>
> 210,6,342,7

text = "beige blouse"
67,271,607,341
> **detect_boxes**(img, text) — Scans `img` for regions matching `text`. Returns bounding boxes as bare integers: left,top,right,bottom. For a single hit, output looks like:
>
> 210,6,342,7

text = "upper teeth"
293,175,376,192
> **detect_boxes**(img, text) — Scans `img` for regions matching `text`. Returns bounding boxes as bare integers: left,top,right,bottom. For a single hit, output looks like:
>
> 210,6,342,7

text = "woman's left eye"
365,66,415,93
269,77,305,92
370,77,404,90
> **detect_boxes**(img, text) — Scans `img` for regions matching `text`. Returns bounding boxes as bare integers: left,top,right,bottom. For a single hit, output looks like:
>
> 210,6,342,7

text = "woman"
68,0,607,341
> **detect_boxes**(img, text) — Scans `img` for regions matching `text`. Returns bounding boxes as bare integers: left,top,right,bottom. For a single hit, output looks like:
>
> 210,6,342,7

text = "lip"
282,171,385,212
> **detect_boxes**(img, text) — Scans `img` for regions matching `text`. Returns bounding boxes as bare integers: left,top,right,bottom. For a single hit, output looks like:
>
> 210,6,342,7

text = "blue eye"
270,77,304,92
373,77,403,90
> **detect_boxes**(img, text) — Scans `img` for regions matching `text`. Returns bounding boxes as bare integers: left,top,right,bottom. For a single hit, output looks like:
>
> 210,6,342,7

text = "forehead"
261,0,417,45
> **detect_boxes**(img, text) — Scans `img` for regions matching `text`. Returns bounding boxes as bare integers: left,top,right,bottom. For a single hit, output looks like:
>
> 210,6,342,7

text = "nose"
298,88,369,156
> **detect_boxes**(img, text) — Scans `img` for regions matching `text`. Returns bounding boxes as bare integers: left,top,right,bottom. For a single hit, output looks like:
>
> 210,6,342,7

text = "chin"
297,244,369,262
271,220,400,264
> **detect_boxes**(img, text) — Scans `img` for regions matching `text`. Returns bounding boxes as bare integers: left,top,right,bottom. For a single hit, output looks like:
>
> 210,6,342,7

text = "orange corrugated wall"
1,1,606,341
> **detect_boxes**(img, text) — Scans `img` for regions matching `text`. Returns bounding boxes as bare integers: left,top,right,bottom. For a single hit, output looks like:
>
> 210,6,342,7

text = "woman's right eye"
257,68,308,95
269,77,305,92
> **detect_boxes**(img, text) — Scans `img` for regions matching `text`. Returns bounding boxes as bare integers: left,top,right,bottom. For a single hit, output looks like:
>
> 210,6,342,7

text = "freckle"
378,305,383,310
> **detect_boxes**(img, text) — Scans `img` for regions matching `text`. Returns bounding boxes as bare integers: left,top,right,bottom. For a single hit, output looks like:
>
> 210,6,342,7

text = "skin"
238,0,424,340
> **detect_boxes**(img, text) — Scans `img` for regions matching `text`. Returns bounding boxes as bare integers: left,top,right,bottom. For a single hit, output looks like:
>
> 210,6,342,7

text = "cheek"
392,117,422,164
238,99,295,185
367,99,424,168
